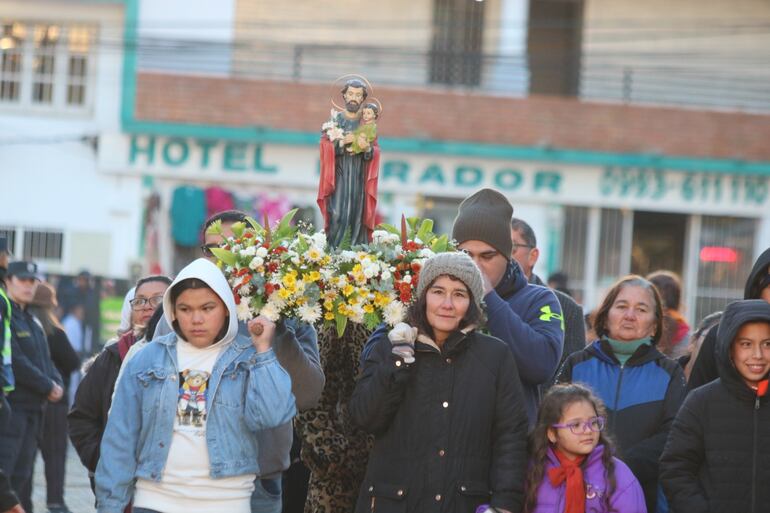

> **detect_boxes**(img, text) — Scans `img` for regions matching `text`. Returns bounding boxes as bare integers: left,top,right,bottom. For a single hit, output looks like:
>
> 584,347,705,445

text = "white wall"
0,1,140,278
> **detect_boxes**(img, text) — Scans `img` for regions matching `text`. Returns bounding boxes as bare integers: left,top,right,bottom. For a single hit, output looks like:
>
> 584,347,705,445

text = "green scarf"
604,336,652,366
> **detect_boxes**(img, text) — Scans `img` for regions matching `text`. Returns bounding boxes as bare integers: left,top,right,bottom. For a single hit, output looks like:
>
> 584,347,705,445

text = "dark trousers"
0,406,42,513
41,399,69,505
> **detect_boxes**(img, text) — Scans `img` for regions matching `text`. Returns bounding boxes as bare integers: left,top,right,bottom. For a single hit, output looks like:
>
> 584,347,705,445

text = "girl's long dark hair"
524,383,618,513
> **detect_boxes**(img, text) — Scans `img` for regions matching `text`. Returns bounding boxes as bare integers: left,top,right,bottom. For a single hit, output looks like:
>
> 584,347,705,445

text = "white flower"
259,302,280,322
340,250,357,262
349,304,365,323
239,283,252,296
256,247,268,258
321,268,336,281
249,256,264,270
419,248,435,258
297,303,322,324
372,230,391,244
363,267,376,279
240,246,256,257
383,301,406,326
403,275,412,284
381,270,392,281
236,301,253,322
310,232,327,249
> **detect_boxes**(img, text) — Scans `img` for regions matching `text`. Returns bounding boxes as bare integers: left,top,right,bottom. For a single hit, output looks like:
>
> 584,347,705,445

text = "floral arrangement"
207,211,330,326
320,109,345,144
208,212,454,337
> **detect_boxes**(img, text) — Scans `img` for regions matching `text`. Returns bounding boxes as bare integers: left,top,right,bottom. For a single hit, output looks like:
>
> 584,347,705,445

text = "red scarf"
548,448,586,513
117,331,137,362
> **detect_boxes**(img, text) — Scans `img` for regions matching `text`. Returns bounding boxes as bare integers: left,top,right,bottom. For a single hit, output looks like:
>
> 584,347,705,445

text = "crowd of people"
0,186,768,513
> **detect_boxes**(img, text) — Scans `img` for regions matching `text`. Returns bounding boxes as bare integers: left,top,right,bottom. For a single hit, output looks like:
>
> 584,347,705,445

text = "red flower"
273,246,287,254
410,262,421,273
400,291,411,302
267,262,279,273
233,292,241,305
243,232,253,239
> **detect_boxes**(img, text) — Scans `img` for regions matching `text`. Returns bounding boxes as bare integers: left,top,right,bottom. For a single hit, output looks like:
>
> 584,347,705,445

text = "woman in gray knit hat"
350,252,530,513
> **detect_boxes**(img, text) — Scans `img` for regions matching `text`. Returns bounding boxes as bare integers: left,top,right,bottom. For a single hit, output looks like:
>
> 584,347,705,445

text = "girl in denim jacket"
95,258,296,513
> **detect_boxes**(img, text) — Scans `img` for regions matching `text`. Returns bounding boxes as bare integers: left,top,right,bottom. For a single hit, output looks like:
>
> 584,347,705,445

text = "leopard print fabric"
296,323,374,513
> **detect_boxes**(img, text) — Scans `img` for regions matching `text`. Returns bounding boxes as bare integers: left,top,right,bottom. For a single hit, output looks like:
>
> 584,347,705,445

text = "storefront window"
694,215,757,323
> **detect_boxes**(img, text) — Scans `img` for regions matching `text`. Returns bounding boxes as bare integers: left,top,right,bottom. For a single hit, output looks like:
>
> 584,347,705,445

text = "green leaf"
335,311,348,337
338,228,352,250
205,219,223,236
230,221,246,239
416,219,434,243
210,247,237,266
430,235,450,253
245,216,265,234
376,223,400,235
364,311,380,330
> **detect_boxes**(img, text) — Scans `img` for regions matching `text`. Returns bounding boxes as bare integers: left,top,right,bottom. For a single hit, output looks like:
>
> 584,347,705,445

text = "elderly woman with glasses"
69,275,172,492
556,275,687,513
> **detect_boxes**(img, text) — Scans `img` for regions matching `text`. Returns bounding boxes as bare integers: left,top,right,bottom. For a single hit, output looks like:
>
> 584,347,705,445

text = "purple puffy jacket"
527,445,647,513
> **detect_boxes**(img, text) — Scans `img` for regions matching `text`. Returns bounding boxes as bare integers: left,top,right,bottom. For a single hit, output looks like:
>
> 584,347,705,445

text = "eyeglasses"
129,295,164,310
201,243,219,257
511,242,534,252
552,416,606,435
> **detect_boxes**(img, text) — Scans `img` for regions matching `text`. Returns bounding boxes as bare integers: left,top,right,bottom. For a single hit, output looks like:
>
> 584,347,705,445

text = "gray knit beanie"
451,188,513,258
417,252,485,309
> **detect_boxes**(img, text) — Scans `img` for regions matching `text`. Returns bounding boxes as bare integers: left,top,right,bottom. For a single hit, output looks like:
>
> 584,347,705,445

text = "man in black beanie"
452,188,564,425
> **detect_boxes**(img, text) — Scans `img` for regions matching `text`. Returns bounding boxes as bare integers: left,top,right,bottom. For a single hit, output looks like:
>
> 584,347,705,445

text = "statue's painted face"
343,86,365,112
362,107,376,123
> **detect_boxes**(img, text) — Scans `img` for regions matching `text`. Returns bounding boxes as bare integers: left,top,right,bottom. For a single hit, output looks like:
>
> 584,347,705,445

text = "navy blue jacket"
557,339,686,512
485,261,564,425
6,300,61,410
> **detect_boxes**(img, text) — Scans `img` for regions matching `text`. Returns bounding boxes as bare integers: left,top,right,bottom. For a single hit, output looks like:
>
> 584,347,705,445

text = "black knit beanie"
451,188,513,258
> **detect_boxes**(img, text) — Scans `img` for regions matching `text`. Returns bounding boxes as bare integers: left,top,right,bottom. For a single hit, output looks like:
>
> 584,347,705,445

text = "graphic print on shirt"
177,369,211,427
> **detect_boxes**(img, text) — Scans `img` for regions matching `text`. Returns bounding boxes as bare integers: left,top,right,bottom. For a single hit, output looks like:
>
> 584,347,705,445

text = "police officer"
0,260,62,513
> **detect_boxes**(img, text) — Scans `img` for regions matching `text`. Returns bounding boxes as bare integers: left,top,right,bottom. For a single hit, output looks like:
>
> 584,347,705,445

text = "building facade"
3,0,770,324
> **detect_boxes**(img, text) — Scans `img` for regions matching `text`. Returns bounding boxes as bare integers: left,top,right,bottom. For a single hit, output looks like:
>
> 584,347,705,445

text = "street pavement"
32,442,96,513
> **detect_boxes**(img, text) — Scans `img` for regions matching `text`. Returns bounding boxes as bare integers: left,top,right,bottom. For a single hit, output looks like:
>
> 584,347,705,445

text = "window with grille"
430,0,484,86
22,230,63,261
0,20,95,111
0,227,16,255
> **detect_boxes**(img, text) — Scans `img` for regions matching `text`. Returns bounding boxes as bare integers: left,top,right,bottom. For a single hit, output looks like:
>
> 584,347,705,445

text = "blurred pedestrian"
69,275,171,493
0,468,23,513
452,189,564,425
647,270,690,359
547,272,572,298
681,311,722,381
660,300,770,512
556,275,686,512
95,259,296,513
0,261,63,513
0,237,14,428
28,283,80,513
688,246,770,391
511,218,585,376
519,383,645,513
350,252,529,513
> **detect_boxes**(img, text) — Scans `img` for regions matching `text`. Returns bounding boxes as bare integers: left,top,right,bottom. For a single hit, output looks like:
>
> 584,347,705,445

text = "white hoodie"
134,258,254,513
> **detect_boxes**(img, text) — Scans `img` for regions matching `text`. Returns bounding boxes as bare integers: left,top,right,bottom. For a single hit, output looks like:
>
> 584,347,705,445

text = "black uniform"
0,298,62,512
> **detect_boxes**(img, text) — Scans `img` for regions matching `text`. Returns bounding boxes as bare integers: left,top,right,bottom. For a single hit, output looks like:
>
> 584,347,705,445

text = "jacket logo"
15,330,31,338
539,305,564,331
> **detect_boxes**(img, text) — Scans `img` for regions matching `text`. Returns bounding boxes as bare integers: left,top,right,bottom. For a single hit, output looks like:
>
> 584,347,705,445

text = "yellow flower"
363,304,374,314
279,288,292,299
304,271,321,283
323,300,334,310
324,312,335,321
343,284,355,297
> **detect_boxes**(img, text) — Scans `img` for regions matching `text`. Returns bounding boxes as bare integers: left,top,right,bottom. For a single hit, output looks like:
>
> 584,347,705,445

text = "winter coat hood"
495,259,528,299
716,299,770,400
744,247,770,299
162,258,238,346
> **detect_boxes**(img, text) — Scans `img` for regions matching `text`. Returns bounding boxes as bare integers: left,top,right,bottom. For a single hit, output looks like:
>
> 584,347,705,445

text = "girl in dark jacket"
68,275,171,491
556,275,687,512
660,299,770,513
350,252,529,513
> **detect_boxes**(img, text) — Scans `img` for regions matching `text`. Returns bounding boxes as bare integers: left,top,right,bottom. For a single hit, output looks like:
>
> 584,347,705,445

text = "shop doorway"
631,211,688,277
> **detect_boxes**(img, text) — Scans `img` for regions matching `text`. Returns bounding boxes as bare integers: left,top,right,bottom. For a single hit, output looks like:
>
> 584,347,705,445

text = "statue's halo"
330,74,374,112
